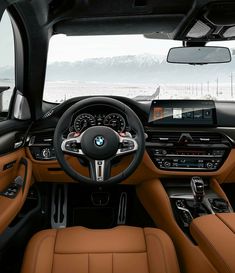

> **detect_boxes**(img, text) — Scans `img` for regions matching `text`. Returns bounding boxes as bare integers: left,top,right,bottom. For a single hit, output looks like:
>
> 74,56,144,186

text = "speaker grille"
223,26,235,38
186,20,211,38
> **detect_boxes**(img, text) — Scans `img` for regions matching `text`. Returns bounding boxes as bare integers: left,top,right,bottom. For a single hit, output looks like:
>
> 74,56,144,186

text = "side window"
0,11,15,121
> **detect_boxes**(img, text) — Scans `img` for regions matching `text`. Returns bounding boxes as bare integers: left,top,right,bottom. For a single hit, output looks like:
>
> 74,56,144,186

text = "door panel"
0,149,25,191
0,148,32,234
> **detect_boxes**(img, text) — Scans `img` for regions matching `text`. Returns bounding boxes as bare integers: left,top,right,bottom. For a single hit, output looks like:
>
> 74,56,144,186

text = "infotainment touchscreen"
149,100,216,126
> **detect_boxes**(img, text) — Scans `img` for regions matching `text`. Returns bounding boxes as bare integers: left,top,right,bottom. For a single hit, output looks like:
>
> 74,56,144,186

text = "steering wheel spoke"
89,159,111,182
116,136,138,156
61,137,84,156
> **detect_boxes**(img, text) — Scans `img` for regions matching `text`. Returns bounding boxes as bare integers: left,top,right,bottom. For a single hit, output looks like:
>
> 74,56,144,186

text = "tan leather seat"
21,226,180,273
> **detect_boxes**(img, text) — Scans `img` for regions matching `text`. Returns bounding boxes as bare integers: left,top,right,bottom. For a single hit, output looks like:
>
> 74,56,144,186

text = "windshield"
44,35,235,103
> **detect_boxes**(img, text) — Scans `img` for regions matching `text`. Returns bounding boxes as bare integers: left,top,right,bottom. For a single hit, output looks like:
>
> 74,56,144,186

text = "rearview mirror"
167,46,231,65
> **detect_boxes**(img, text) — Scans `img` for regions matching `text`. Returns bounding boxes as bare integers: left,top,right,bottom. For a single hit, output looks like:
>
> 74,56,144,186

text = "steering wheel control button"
62,138,83,155
94,136,105,147
120,140,135,152
65,141,79,152
117,137,138,155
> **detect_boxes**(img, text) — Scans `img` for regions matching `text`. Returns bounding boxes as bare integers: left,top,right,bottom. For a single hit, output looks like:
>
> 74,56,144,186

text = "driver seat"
21,226,180,273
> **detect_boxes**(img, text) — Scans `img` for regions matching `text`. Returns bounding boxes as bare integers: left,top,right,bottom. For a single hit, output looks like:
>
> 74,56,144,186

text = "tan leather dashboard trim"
27,147,235,184
26,148,157,184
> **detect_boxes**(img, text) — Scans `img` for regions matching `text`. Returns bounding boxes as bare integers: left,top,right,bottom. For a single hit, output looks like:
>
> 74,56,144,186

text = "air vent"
190,133,223,144
29,132,54,146
147,132,181,143
147,132,229,145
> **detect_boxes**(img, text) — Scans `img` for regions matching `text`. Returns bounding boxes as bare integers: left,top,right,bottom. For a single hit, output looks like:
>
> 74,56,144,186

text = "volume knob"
206,162,214,169
42,148,51,159
164,161,171,168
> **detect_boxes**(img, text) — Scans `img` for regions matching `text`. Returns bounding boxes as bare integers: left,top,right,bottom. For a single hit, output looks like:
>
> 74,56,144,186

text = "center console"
164,177,233,229
146,100,231,172
190,213,235,273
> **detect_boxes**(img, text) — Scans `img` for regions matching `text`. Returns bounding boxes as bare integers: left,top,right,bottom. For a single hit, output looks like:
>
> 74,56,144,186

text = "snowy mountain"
1,54,235,84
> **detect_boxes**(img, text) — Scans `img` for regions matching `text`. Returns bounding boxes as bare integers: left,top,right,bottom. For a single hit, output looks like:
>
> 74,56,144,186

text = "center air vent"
147,132,181,143
147,132,229,145
190,133,223,144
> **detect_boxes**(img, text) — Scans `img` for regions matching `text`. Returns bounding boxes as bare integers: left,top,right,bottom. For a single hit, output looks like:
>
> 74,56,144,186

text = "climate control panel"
148,148,229,171
146,131,231,172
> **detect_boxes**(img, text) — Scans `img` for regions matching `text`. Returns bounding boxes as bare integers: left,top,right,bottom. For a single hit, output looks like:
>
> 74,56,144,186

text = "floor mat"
66,184,155,229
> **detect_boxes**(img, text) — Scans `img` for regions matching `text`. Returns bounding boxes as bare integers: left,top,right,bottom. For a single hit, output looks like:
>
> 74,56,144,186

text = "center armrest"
190,213,235,273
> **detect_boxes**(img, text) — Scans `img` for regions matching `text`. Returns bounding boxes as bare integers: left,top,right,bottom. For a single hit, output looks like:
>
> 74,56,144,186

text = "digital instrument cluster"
73,112,126,133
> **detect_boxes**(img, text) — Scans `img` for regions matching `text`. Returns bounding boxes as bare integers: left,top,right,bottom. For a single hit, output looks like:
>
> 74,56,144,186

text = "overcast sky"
47,34,235,63
0,12,14,67
47,34,182,63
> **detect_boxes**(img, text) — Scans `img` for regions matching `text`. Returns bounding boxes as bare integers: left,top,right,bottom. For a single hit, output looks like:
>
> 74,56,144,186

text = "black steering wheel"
54,97,145,184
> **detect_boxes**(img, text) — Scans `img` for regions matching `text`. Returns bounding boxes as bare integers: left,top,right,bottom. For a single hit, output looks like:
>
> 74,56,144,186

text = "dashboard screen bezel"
148,100,217,126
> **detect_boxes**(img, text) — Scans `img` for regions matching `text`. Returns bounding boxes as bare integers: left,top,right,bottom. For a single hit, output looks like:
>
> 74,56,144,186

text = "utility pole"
231,72,234,98
216,77,219,97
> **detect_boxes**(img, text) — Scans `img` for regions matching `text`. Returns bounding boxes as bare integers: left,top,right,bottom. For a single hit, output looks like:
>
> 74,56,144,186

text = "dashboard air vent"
146,132,229,145
29,132,54,146
190,133,223,144
147,132,181,143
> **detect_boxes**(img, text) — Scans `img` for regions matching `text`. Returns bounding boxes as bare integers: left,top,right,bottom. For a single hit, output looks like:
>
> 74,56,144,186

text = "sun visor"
54,15,184,36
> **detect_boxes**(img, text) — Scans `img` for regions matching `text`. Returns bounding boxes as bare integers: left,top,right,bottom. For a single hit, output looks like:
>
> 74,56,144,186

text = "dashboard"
27,97,235,182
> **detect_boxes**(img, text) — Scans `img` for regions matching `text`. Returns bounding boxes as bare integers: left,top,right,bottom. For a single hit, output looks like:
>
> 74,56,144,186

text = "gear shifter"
191,176,205,205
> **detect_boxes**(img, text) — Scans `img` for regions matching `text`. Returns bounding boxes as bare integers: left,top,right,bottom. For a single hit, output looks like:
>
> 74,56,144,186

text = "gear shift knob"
191,176,205,204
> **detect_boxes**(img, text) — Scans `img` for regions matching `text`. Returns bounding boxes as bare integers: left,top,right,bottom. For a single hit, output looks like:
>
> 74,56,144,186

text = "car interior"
1,0,235,273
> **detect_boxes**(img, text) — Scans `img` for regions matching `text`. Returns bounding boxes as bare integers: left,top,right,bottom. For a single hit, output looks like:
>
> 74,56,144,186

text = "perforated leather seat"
21,226,180,273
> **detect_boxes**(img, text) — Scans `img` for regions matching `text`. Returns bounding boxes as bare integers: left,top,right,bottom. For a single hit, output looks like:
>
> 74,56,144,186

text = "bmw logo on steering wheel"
94,136,105,147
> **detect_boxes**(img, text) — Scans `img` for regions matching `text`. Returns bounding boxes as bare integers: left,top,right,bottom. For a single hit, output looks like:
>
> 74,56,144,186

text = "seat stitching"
31,234,56,273
216,214,235,234
192,223,232,273
143,229,151,273
51,230,58,273
145,232,170,273
54,251,147,254
112,253,113,273
88,253,90,273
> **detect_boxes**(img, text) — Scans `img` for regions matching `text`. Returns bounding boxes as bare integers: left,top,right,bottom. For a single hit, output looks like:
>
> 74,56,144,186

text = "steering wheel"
54,97,145,184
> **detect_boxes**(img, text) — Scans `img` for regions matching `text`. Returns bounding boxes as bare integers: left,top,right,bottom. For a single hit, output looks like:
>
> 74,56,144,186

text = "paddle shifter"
191,176,205,206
